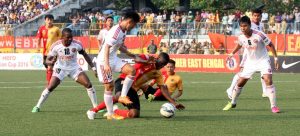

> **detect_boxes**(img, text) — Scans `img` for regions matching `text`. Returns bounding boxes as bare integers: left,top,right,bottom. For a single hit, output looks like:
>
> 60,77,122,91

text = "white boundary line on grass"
0,84,104,89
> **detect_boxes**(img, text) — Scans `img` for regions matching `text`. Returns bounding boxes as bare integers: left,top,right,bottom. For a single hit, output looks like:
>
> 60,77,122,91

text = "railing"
0,22,300,55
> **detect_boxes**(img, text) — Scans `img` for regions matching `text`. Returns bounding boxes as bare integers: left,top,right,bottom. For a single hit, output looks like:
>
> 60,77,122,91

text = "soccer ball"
160,103,176,118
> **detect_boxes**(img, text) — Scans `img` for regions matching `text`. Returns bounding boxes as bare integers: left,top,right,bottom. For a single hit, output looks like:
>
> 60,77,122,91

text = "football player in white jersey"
223,16,280,113
96,11,148,120
226,9,268,99
32,28,98,113
97,16,113,50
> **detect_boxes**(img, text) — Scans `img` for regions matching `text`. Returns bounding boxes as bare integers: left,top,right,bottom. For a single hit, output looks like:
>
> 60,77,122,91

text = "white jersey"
251,22,263,31
97,24,126,64
238,29,271,65
48,40,83,70
97,28,109,44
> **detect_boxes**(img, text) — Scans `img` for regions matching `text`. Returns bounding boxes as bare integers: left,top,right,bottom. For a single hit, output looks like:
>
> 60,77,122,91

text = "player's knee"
128,67,136,76
104,83,114,91
264,79,272,86
85,82,92,88
128,109,140,118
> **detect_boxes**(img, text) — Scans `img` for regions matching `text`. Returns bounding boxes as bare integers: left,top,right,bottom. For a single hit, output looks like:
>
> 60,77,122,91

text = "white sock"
266,85,277,108
35,88,51,108
231,86,242,105
261,78,267,94
228,73,239,95
120,76,134,97
104,91,114,115
86,87,98,108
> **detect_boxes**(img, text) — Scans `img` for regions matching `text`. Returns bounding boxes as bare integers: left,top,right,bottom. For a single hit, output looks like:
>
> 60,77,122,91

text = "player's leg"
260,75,268,98
42,55,53,85
262,74,280,113
32,69,62,113
223,67,254,111
226,73,240,99
73,69,98,108
114,87,140,118
119,62,136,105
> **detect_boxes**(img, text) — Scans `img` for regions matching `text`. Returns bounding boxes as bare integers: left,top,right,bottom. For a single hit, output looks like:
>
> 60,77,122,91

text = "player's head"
121,11,140,31
155,52,170,70
62,28,73,47
251,9,262,23
105,16,114,28
166,59,176,73
239,16,251,34
44,14,54,26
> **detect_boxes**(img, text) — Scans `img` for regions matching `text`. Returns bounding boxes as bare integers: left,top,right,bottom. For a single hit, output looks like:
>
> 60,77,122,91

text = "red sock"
46,69,53,85
114,109,129,118
154,89,162,97
91,97,118,113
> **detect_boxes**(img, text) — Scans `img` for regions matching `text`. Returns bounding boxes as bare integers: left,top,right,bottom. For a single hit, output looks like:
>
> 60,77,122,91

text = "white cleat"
86,110,96,120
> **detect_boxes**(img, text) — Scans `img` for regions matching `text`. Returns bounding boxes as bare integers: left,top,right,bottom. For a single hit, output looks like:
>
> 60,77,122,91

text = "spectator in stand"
203,42,210,55
159,42,168,53
195,11,201,31
262,10,269,32
170,11,176,27
169,42,178,54
176,40,186,54
67,17,81,36
269,13,276,33
189,39,198,54
294,7,300,33
275,12,282,34
221,13,228,34
286,12,295,34
281,12,287,34
183,40,191,54
147,39,158,54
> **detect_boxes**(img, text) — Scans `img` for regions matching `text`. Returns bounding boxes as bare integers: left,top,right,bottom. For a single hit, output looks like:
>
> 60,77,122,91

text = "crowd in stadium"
0,0,63,25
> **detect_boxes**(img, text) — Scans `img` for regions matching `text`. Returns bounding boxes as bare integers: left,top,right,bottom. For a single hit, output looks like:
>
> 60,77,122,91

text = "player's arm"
172,78,183,101
158,85,185,110
45,55,56,66
36,27,43,52
79,49,97,77
267,42,279,70
119,44,136,58
229,44,242,57
104,44,112,74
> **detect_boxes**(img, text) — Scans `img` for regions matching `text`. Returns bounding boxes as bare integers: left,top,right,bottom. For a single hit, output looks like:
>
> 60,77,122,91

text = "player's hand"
175,103,185,110
274,58,279,70
92,67,98,78
104,64,112,75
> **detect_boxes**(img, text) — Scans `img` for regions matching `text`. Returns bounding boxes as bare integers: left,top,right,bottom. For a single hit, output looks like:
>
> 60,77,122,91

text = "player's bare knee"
85,82,92,88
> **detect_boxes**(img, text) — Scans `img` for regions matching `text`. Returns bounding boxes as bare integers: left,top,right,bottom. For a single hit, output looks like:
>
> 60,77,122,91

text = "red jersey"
37,25,61,55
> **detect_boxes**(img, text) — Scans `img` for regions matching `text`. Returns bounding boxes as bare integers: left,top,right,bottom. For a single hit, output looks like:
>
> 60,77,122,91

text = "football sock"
92,97,118,113
266,85,277,108
228,73,239,93
36,88,51,108
261,78,267,94
46,69,53,85
104,91,114,115
114,109,130,118
231,86,242,105
120,76,134,97
86,87,98,108
154,89,162,97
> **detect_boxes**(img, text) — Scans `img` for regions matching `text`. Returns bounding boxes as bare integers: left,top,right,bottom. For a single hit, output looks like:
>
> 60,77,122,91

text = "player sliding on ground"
32,28,98,113
87,53,185,120
223,16,280,113
95,11,145,120
143,59,183,102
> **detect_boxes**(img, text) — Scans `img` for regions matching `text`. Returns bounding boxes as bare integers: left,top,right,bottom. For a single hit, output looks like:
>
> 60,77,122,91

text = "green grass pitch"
0,71,299,136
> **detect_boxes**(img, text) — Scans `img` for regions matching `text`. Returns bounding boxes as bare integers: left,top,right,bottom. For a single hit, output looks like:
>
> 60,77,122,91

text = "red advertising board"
170,54,240,73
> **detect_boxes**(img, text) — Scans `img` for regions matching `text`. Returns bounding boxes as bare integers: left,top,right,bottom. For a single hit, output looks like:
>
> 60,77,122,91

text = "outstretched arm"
158,85,185,110
79,50,97,77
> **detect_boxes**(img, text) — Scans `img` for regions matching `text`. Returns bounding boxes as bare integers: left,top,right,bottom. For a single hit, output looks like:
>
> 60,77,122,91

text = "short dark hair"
239,16,251,25
105,16,113,22
168,59,176,66
252,8,262,14
62,28,72,34
45,14,54,20
158,52,170,65
123,11,140,23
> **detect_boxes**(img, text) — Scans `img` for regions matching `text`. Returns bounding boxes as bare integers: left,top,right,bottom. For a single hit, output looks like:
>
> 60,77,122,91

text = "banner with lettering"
169,54,240,73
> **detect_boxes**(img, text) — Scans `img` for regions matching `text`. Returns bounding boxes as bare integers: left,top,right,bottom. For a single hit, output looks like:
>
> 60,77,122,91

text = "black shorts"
145,86,167,101
115,78,140,110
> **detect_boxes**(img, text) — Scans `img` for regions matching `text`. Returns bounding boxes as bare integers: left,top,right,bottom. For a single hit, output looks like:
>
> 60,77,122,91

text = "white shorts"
239,60,272,79
52,67,83,81
96,57,127,83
